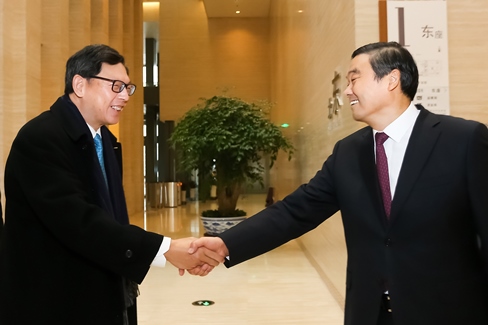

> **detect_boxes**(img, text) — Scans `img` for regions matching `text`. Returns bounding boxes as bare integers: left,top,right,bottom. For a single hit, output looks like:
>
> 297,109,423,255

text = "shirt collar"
87,124,101,139
374,102,420,142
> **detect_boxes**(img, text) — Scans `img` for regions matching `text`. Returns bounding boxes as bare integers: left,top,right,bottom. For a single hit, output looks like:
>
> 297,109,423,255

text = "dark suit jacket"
220,106,488,325
0,96,163,325
0,190,2,238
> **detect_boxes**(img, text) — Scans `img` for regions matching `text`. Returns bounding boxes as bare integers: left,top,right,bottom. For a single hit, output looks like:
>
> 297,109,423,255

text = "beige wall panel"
0,0,42,191
91,0,110,44
355,0,380,47
159,0,270,121
132,0,145,216
268,0,378,307
41,0,70,113
122,0,135,74
119,0,145,216
447,0,488,123
69,0,91,54
0,0,5,202
107,0,123,139
126,0,145,216
109,0,124,53
25,2,42,121
0,0,22,157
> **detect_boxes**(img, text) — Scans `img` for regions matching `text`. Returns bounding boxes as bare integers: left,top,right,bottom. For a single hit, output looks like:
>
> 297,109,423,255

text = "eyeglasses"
88,76,136,96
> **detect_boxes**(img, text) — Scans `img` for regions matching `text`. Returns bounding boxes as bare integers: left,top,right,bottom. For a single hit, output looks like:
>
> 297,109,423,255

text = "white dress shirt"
373,103,421,199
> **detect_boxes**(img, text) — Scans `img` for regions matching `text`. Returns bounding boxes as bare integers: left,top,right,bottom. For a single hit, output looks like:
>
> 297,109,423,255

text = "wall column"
41,0,70,112
0,0,41,191
69,0,91,55
91,0,110,44
120,0,144,216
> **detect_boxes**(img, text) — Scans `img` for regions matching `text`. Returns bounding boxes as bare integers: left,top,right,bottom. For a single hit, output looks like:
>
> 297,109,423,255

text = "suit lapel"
101,127,129,225
389,106,441,226
52,96,122,223
357,127,389,228
52,97,108,201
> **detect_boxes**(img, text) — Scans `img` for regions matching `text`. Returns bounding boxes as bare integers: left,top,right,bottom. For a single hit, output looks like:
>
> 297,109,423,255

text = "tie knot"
375,132,389,145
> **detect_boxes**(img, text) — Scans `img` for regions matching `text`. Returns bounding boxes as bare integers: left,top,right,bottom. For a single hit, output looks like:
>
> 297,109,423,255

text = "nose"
118,88,130,101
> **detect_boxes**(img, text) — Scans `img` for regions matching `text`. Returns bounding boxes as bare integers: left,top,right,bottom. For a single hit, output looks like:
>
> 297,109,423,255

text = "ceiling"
203,0,271,18
143,0,271,39
143,0,270,18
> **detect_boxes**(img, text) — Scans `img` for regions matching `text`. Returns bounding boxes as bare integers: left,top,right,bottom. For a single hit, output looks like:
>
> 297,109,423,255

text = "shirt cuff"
151,237,171,268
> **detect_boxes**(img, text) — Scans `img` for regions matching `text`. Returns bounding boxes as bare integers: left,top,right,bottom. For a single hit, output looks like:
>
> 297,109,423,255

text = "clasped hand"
165,237,229,276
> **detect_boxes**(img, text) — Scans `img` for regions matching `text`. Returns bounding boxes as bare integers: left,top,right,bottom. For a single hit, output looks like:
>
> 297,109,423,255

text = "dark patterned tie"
94,134,108,187
375,132,391,219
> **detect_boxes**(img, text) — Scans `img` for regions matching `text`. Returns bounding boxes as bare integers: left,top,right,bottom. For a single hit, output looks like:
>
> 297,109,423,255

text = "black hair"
352,42,419,101
64,44,126,95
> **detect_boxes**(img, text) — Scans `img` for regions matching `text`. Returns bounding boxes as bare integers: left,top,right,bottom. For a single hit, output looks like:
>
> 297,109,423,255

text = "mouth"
350,100,359,106
111,105,124,112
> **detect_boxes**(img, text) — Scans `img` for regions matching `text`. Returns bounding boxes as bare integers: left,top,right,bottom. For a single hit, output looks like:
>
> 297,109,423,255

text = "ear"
72,74,86,98
388,69,401,91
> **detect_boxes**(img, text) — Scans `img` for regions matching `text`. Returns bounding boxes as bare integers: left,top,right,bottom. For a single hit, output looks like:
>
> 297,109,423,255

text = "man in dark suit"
189,42,488,325
0,44,220,325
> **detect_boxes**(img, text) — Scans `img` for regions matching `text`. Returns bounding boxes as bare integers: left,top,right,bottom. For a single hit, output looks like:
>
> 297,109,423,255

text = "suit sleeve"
6,121,162,284
220,147,341,267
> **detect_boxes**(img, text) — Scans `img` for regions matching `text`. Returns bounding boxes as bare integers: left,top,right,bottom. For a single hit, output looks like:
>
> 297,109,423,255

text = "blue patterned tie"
94,134,108,187
375,132,391,219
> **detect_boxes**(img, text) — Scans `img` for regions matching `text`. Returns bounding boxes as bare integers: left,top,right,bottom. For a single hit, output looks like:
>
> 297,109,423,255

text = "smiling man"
190,42,488,325
0,44,222,325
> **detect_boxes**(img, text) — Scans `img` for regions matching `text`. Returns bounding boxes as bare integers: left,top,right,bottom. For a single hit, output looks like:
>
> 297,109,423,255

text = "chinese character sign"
387,0,450,115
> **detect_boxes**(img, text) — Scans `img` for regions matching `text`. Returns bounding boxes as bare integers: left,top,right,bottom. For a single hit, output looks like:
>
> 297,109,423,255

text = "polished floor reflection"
130,194,344,325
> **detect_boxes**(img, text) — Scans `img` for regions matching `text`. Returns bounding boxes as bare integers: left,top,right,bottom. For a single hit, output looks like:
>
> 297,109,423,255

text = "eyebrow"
347,68,360,77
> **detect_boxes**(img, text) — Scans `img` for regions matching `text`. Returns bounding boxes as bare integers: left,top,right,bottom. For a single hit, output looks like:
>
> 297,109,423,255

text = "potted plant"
170,95,294,235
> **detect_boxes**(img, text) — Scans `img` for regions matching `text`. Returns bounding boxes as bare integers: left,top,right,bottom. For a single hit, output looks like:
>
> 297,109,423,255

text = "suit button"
385,238,392,247
125,250,133,258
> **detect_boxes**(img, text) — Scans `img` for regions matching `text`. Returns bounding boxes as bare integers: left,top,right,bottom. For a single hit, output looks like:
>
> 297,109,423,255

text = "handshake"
164,236,229,276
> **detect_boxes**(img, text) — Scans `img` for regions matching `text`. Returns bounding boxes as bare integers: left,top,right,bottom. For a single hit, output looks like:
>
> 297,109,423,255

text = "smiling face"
343,53,393,127
70,62,130,130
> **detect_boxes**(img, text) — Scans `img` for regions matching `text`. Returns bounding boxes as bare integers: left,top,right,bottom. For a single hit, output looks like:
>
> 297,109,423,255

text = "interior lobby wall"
447,0,488,122
268,0,365,308
158,0,271,121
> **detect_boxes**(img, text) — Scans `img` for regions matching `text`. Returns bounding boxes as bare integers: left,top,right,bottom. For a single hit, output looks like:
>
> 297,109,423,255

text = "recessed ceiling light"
236,10,240,14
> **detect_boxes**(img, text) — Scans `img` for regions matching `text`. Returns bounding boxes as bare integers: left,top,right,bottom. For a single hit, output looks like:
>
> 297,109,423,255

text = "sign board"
386,0,450,115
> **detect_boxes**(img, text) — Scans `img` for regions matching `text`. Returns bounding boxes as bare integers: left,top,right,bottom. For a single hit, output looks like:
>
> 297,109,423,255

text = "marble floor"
130,194,344,325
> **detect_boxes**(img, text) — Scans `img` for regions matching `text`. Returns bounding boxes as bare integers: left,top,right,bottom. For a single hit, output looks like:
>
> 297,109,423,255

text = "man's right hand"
164,237,225,276
185,236,229,276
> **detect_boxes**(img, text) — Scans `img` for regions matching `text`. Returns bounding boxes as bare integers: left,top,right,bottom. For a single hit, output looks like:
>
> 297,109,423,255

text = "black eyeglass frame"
88,75,136,96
